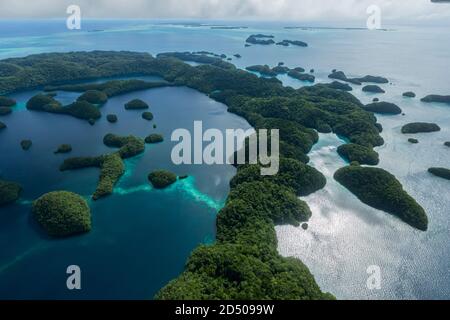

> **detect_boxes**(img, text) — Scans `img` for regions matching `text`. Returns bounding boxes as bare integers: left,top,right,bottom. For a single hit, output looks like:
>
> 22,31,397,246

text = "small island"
421,95,450,104
401,122,441,134
125,99,149,110
445,142,450,147
364,102,402,115
77,90,108,105
408,138,419,144
428,167,450,181
0,96,16,107
288,70,315,83
0,106,12,116
145,134,164,144
142,112,154,121
148,170,178,189
357,75,389,84
106,114,118,123
0,179,22,206
337,143,380,165
328,71,362,85
362,85,385,94
276,40,308,47
334,165,428,231
20,140,32,150
246,34,275,45
403,91,416,98
32,191,91,237
54,144,72,154
0,121,6,130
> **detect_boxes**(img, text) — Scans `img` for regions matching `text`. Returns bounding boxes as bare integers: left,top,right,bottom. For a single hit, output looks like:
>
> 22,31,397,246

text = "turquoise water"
0,20,449,299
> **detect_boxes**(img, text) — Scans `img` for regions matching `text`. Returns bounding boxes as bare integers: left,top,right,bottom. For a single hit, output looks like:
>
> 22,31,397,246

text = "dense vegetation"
334,165,428,231
326,81,352,91
401,122,441,134
0,121,6,130
276,40,308,47
337,143,380,165
148,170,178,189
403,91,416,98
106,114,118,123
288,70,315,83
0,106,12,116
142,111,154,121
428,167,450,181
421,95,450,104
125,99,149,110
0,179,22,206
362,85,385,94
145,134,164,144
54,144,72,154
60,133,144,200
32,191,91,237
408,138,419,144
0,51,396,300
0,96,16,107
77,90,108,105
364,102,402,115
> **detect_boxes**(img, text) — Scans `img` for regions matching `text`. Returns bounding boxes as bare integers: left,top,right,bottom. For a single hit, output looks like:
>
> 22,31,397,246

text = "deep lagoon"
0,20,449,299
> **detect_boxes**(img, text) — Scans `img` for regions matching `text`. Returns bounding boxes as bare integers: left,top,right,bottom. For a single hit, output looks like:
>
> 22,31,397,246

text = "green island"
403,91,416,98
125,99,149,110
148,170,178,189
362,85,385,94
54,144,72,154
32,191,91,237
401,122,441,134
337,143,380,165
0,121,6,130
246,65,277,77
428,168,450,181
0,106,12,116
77,90,108,105
60,133,144,200
0,96,16,107
107,114,118,123
408,138,419,144
246,34,275,45
142,111,154,121
334,165,428,231
421,95,450,104
276,40,308,47
288,70,315,83
0,50,406,299
20,140,32,150
364,102,402,115
326,81,353,91
26,94,101,122
0,179,22,206
445,142,450,147
145,133,164,144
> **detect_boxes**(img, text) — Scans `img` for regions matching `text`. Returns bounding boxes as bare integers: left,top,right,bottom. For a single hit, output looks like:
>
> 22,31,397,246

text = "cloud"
0,0,449,22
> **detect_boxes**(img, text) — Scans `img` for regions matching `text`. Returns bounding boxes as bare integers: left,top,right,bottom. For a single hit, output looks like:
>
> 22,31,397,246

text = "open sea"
0,19,449,299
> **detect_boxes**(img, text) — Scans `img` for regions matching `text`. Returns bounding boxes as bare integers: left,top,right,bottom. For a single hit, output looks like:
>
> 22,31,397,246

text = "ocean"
0,19,449,299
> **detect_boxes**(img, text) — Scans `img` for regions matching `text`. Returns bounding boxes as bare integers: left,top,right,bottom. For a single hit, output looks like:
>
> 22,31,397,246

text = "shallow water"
0,20,449,299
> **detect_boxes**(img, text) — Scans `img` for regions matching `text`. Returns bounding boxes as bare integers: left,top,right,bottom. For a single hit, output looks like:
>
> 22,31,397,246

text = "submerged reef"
148,170,178,189
428,168,450,181
276,40,308,47
246,34,275,45
0,179,22,206
32,191,91,237
326,81,353,91
287,70,315,83
334,165,428,231
401,123,441,134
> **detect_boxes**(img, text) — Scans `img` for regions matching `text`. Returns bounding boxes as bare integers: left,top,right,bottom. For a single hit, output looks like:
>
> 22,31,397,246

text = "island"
328,71,362,85
408,138,419,144
364,102,402,115
403,91,416,98
357,75,389,84
26,94,101,122
246,34,275,45
0,106,12,116
276,40,308,47
148,170,177,189
288,70,315,83
32,191,91,237
401,122,441,134
125,99,149,110
337,143,380,165
0,121,6,130
145,134,164,144
373,98,379,102
326,81,352,91
272,65,290,74
54,144,72,154
428,167,450,181
246,65,277,77
107,114,118,123
421,95,450,104
20,140,32,150
142,111,154,121
77,90,108,105
362,85,385,94
445,142,450,147
0,179,22,206
334,165,428,231
0,96,16,107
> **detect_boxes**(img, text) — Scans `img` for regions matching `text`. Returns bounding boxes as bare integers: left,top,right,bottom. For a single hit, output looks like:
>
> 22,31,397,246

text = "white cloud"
0,0,449,22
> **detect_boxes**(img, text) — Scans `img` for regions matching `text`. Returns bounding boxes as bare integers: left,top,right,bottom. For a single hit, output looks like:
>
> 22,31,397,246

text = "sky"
0,0,449,23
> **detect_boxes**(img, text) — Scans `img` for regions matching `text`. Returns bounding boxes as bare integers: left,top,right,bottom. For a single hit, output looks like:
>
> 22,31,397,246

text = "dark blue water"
0,84,250,299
